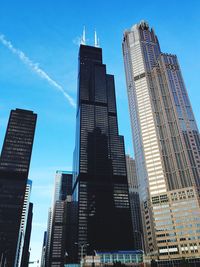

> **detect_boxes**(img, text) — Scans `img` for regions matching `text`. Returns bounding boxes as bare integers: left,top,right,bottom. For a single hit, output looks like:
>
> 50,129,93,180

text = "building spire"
94,29,99,47
81,26,86,45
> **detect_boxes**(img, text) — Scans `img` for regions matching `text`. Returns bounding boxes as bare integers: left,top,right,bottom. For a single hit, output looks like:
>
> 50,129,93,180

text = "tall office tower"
15,180,32,267
0,108,37,267
123,21,200,261
73,44,133,259
20,202,33,267
49,171,73,267
126,155,143,250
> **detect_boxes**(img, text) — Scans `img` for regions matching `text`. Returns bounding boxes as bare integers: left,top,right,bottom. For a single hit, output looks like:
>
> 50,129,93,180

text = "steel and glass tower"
73,44,133,258
0,108,37,267
123,21,200,260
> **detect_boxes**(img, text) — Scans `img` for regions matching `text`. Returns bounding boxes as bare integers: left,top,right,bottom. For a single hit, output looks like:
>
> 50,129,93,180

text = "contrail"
0,33,76,108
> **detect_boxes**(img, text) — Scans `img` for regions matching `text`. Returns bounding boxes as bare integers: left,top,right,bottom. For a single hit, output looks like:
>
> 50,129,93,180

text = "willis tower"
73,44,133,257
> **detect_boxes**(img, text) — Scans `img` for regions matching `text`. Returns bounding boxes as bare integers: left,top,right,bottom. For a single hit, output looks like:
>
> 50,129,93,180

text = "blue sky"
0,0,200,264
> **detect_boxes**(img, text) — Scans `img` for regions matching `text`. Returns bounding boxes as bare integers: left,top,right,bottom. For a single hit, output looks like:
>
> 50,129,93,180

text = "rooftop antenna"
81,26,86,45
94,29,99,47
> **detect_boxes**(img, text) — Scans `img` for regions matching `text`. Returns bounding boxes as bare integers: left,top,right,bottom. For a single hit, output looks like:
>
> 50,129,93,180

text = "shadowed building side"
73,44,134,260
20,202,33,267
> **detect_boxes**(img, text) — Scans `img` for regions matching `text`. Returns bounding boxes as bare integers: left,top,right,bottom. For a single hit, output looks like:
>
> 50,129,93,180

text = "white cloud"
0,33,76,108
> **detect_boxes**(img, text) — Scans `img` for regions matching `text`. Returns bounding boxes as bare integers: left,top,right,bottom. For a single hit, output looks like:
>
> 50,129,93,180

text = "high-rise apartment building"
0,108,37,267
73,44,133,258
126,155,143,250
123,21,200,261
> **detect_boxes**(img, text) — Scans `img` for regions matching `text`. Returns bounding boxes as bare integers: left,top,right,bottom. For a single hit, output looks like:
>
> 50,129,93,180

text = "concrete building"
123,21,200,261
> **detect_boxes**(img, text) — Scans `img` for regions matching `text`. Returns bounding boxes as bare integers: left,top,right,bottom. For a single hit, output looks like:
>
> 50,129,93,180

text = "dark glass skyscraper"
0,108,37,267
73,45,133,257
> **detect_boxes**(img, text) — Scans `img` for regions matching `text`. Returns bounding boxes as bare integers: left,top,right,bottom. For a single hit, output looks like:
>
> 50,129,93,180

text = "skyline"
0,0,200,265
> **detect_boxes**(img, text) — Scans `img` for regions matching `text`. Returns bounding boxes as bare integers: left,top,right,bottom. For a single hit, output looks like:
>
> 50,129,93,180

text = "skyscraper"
73,44,133,258
126,155,143,250
15,180,32,267
0,108,37,267
123,21,200,261
43,208,53,267
20,202,33,267
48,171,73,267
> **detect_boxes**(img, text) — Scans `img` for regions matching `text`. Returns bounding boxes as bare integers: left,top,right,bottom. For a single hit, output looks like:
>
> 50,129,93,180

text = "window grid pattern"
123,21,200,260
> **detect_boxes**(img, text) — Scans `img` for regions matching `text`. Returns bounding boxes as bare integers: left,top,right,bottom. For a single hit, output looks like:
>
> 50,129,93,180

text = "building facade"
73,44,134,259
0,108,37,267
40,231,47,267
83,250,143,266
43,208,53,267
126,155,143,250
123,21,200,260
15,179,32,267
49,171,73,267
20,202,33,267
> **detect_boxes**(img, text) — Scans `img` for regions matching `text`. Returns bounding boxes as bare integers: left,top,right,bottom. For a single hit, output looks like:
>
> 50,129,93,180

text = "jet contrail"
0,33,76,108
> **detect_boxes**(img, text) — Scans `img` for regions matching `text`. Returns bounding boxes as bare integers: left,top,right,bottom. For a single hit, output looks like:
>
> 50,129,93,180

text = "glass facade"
73,45,133,259
0,109,37,267
123,21,200,260
96,250,143,264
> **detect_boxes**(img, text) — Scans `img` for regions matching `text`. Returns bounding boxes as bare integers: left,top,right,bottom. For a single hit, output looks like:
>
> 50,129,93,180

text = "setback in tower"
73,44,134,259
123,21,200,261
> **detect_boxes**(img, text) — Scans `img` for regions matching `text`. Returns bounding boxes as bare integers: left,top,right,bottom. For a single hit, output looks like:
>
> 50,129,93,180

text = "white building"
123,21,200,261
